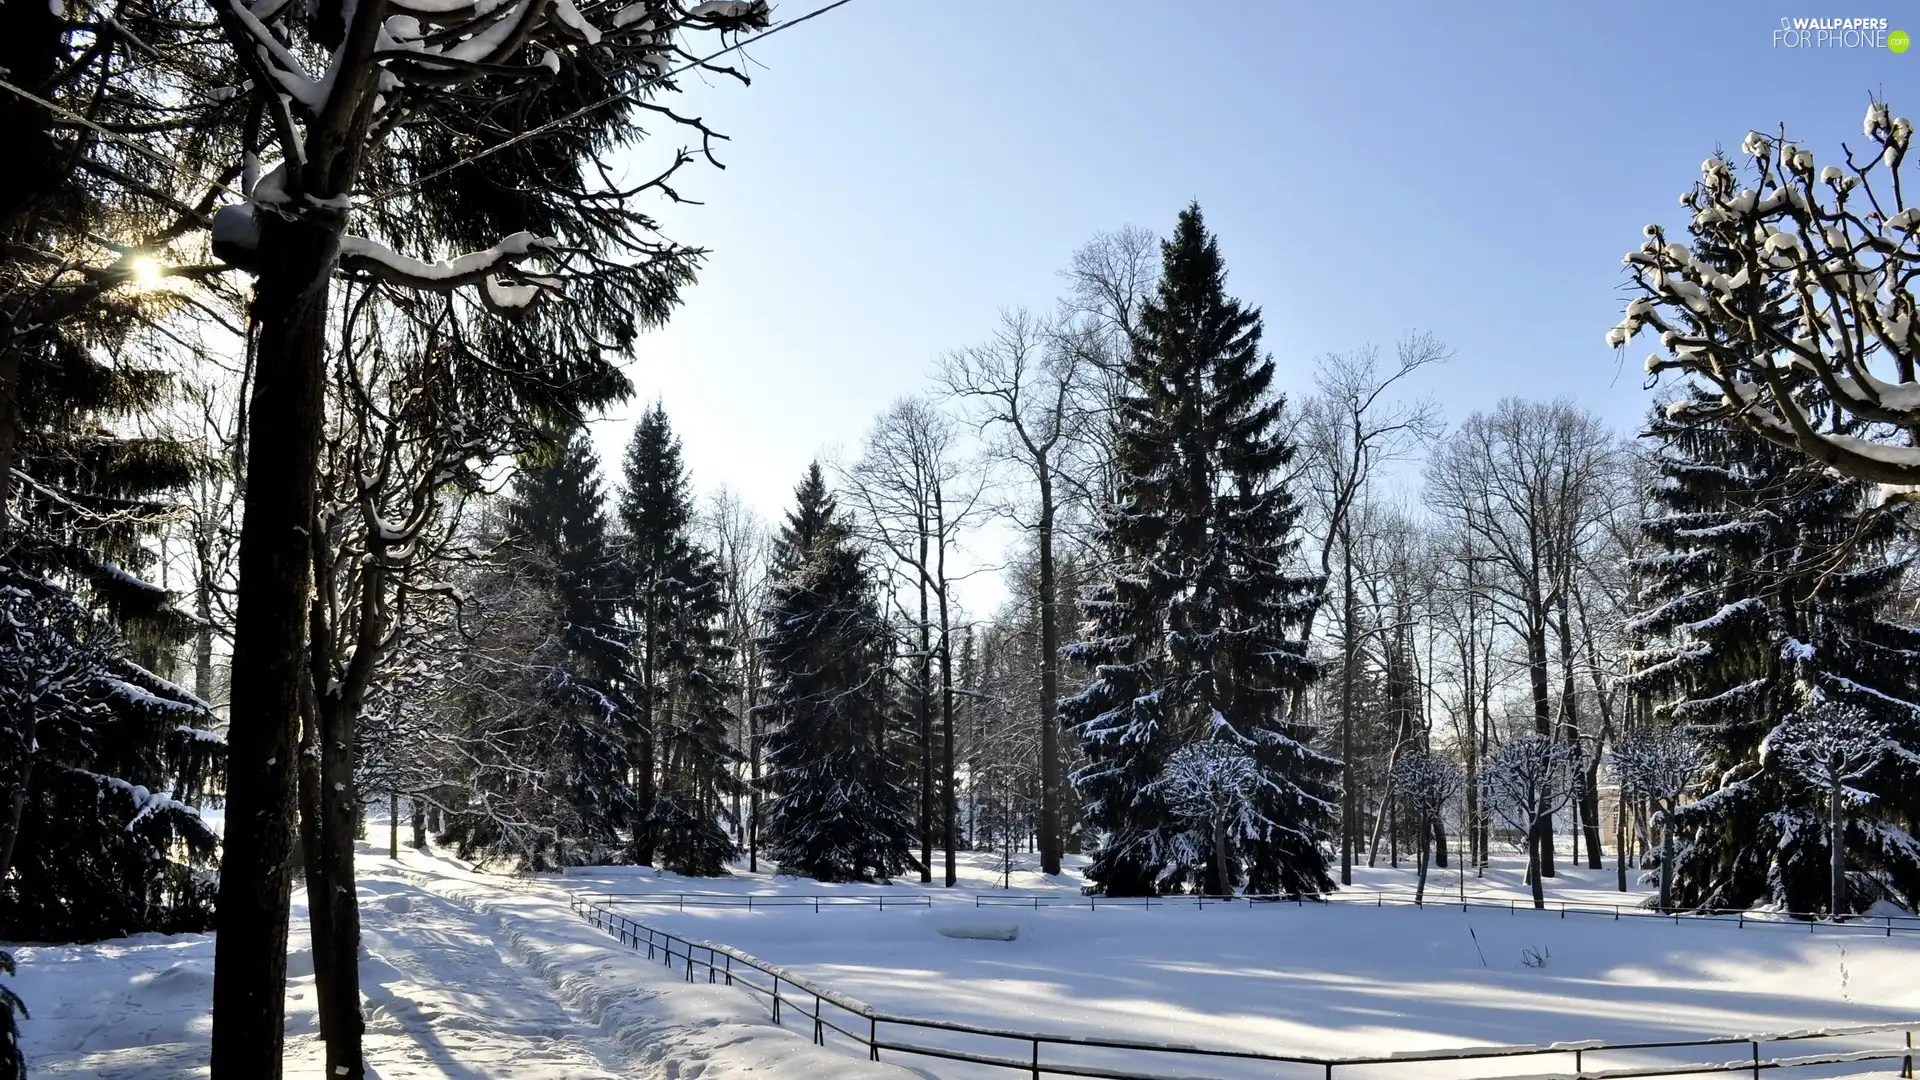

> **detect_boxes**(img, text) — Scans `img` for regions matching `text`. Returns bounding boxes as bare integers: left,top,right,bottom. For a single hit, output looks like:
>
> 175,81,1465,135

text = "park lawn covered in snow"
563,847,1920,1079
5,845,916,1080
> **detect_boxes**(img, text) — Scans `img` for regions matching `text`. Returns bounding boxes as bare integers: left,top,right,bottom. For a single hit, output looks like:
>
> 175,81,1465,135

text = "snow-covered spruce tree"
756,464,914,882
1608,727,1705,912
1483,733,1579,909
1765,699,1894,915
0,572,222,942
1063,203,1332,897
0,312,223,943
1628,183,1920,913
617,404,741,869
1389,749,1463,905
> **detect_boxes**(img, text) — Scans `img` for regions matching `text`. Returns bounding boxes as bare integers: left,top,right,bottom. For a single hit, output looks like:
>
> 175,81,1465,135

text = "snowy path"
10,847,920,1079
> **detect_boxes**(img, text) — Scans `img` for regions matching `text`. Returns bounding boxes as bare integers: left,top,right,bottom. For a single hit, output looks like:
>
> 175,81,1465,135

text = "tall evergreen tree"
617,404,741,869
1063,204,1333,897
439,427,634,866
1632,399,1920,912
1630,174,1920,912
756,464,915,882
0,302,223,942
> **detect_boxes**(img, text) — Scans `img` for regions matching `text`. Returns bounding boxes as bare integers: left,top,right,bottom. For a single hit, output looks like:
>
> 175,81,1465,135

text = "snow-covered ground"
6,845,916,1079
10,838,1917,1079
560,842,1920,1079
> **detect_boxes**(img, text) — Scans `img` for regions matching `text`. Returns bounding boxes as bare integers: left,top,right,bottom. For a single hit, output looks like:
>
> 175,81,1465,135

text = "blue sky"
597,0,1913,595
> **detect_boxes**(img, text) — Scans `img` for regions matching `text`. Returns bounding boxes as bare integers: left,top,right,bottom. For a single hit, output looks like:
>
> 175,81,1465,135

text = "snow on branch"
1763,698,1892,797
1609,99,1920,487
1482,733,1580,835
1610,727,1704,814
1390,748,1463,817
336,231,562,302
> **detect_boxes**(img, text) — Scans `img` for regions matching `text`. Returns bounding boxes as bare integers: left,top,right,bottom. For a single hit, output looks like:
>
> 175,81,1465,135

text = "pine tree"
617,404,742,871
1632,399,1920,912
1630,172,1920,912
439,428,634,867
0,307,222,942
1063,204,1333,897
756,464,915,882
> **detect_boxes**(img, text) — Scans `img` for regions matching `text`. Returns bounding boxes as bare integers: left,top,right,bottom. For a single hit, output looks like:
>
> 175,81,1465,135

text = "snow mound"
132,961,210,995
1864,899,1913,918
382,893,415,914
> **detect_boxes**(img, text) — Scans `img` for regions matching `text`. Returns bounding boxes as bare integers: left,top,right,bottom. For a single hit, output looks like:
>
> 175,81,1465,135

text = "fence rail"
970,890,1920,936
579,890,931,912
570,894,1919,1080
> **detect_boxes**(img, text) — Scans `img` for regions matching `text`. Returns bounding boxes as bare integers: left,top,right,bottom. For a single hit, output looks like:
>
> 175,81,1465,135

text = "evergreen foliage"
756,464,915,882
436,428,634,869
1630,176,1920,912
1062,204,1333,897
617,405,741,869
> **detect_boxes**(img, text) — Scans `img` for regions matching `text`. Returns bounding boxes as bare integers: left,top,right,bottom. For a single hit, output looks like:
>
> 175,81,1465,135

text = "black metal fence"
574,890,931,912
970,891,1920,937
569,893,1920,1080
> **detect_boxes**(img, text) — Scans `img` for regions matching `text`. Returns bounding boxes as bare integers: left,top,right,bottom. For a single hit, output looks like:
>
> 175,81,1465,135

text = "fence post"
813,994,823,1044
870,1017,879,1061
1031,1038,1040,1079
1575,1047,1583,1075
772,976,781,1023
1751,1039,1760,1080
1903,1028,1913,1078
815,896,820,913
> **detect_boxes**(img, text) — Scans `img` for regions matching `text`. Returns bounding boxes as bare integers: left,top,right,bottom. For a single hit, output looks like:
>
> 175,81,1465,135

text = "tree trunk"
1658,798,1674,913
917,526,932,884
636,590,657,865
1527,812,1547,909
1414,810,1430,905
1036,484,1062,876
211,213,337,1080
1339,541,1356,886
1616,783,1629,893
1830,775,1846,916
1212,817,1230,896
388,790,398,859
1527,613,1555,878
410,797,425,849
313,689,364,1079
936,489,957,888
1431,817,1448,870
0,752,34,891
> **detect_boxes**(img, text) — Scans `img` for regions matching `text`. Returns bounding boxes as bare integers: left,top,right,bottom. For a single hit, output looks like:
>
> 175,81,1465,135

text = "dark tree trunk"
410,798,425,850
1414,810,1430,905
1036,483,1062,876
0,753,33,890
1339,544,1356,886
1830,776,1846,916
1211,818,1230,896
388,790,398,859
211,213,338,1080
314,690,365,1080
917,530,932,884
1431,817,1447,870
1527,812,1548,909
1527,612,1555,878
